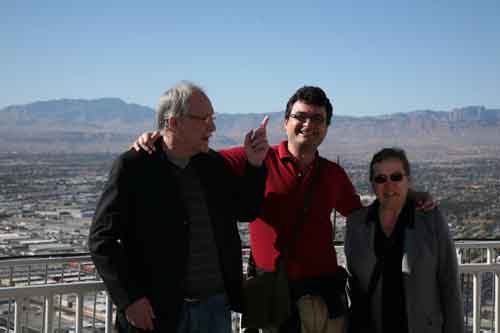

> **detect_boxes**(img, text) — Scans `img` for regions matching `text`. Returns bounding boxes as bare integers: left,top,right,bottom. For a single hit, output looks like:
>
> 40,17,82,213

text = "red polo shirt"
220,141,362,280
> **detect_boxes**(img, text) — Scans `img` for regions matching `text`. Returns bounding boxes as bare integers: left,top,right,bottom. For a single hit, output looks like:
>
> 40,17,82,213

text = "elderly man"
89,82,269,333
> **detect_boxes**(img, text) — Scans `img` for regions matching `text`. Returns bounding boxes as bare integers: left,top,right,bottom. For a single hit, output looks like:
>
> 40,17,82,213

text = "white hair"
156,81,205,130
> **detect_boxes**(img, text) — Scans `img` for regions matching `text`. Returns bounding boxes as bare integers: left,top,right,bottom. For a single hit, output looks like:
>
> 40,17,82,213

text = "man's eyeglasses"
185,113,216,123
373,172,406,184
288,113,326,124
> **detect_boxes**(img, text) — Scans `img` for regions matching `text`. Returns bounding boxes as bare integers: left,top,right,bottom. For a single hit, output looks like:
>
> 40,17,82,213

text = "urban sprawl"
1,153,500,258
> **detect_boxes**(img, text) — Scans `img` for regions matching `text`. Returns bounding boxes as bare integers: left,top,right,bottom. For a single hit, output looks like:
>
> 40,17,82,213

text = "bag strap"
281,159,322,260
246,159,321,274
332,156,340,241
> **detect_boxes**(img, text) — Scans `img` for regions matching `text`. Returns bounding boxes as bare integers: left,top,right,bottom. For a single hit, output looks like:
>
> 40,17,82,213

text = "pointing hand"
244,116,270,167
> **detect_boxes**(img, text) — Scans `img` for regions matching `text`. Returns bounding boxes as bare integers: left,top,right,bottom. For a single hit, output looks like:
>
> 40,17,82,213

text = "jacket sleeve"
231,161,267,222
435,208,465,333
218,147,266,222
88,155,144,311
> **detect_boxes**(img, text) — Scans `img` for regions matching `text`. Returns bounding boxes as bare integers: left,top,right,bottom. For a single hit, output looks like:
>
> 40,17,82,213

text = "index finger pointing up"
260,115,270,130
251,115,269,140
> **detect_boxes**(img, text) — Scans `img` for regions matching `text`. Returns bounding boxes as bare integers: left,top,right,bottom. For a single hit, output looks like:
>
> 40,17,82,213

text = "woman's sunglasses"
373,172,406,184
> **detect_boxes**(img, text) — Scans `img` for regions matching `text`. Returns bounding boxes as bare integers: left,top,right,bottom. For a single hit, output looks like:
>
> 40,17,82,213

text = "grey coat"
345,205,464,333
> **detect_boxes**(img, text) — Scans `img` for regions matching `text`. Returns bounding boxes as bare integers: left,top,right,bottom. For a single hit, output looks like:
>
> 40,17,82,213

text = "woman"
345,148,463,333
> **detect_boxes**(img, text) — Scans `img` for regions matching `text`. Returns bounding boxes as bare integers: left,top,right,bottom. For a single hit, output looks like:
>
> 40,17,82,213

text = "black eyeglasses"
288,113,326,124
373,172,406,184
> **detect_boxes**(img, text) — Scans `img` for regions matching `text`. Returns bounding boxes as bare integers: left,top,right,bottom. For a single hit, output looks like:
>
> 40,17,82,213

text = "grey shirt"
166,154,225,299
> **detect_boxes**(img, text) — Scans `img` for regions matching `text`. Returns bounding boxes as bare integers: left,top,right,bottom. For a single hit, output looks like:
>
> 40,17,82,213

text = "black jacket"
88,146,266,330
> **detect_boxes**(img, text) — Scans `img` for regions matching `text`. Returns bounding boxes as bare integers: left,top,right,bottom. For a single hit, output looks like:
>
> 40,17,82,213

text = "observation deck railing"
0,240,499,333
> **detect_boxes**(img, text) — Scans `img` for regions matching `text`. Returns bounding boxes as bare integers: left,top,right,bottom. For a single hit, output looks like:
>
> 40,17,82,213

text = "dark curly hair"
285,86,333,125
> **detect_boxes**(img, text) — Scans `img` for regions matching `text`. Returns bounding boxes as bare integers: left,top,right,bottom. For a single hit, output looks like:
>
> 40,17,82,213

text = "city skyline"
2,0,500,116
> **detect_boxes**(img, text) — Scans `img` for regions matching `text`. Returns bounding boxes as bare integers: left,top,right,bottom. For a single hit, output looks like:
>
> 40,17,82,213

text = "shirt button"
298,172,302,177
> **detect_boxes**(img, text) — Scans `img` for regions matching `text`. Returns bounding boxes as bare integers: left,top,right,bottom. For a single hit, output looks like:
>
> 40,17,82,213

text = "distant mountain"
0,98,153,133
1,99,499,160
321,105,500,161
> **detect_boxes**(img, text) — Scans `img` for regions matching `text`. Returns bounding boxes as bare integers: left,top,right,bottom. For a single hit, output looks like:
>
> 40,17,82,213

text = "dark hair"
285,86,333,125
369,147,411,181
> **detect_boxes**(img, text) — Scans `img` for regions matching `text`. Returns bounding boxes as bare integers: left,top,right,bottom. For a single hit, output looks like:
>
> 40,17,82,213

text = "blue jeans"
176,293,232,333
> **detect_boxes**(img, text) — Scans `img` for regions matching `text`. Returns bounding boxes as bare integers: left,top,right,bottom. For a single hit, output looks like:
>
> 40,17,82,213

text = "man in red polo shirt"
132,86,431,333
220,86,358,333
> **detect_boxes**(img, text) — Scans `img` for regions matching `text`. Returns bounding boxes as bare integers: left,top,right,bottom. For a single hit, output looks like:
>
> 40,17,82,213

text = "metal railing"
456,240,500,333
0,241,499,333
0,255,112,333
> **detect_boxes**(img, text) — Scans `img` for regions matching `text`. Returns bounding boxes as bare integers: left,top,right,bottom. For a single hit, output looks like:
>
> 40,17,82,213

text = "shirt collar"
277,141,292,160
366,200,380,224
166,153,190,169
365,198,416,229
158,141,190,169
277,140,319,164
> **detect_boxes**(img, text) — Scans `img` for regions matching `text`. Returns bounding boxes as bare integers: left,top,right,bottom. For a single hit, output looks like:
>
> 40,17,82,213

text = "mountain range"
1,98,499,161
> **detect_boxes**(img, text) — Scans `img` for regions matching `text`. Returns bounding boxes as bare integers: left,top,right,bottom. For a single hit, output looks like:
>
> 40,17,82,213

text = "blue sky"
1,0,499,116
